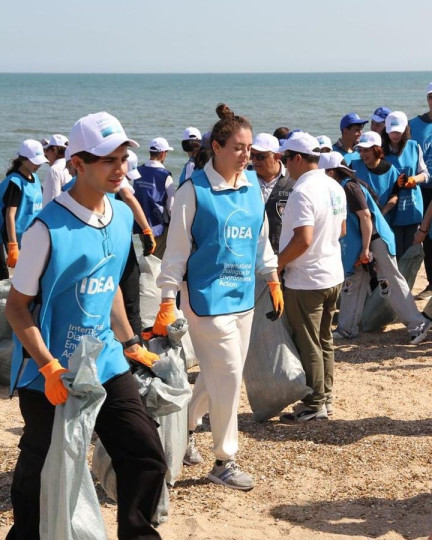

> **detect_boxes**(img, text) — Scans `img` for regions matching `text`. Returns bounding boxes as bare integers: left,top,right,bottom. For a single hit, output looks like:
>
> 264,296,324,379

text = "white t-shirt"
279,168,347,290
42,158,72,207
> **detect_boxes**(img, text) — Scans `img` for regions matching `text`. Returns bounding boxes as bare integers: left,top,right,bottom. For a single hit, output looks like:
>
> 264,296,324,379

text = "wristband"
419,228,428,234
122,334,141,349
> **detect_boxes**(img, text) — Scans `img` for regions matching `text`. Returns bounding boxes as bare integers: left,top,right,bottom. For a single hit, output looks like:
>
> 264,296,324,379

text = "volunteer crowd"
1,81,431,538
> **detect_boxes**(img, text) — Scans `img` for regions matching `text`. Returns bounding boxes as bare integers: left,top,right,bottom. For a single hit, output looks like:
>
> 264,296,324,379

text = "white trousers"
180,283,254,460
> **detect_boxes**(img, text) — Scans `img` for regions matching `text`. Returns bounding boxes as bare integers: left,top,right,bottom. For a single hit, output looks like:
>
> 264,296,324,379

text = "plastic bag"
244,275,310,422
138,253,197,369
361,243,424,331
92,320,191,525
40,336,107,540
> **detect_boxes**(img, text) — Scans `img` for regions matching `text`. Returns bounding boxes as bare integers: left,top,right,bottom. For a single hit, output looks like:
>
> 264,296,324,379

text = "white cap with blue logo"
385,111,408,134
18,139,49,165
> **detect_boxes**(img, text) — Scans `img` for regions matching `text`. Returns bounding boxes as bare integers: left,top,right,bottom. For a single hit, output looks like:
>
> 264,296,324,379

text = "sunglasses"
250,152,271,161
281,152,297,164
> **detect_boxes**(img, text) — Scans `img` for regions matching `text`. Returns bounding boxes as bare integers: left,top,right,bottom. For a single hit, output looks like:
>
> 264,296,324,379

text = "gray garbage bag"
0,339,13,386
244,275,310,422
92,320,191,525
40,336,107,540
0,279,12,340
138,254,197,369
361,243,424,332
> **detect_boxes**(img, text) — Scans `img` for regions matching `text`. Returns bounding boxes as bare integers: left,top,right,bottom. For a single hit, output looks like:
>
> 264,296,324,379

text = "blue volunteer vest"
409,116,432,177
0,172,42,246
385,140,423,225
332,144,360,166
340,179,396,276
350,159,399,208
10,197,132,393
186,169,264,316
179,157,195,186
134,165,170,236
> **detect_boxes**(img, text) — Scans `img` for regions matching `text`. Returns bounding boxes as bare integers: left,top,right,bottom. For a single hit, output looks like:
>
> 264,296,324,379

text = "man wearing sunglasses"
277,132,347,423
250,133,293,253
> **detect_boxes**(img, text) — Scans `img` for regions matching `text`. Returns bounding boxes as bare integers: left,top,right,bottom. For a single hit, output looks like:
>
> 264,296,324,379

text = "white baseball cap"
427,82,432,95
67,112,139,158
44,134,69,148
251,133,280,153
182,127,202,141
148,137,173,152
316,135,332,151
279,132,321,156
385,111,408,134
18,139,49,165
318,151,355,176
355,131,382,149
126,150,141,180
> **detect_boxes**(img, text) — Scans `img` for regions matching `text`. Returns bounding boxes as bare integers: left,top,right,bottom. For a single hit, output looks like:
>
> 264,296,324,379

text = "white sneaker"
183,433,203,466
208,460,254,491
410,319,431,345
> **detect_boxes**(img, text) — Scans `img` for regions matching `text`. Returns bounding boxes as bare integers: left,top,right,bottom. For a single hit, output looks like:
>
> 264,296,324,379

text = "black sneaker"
280,403,328,423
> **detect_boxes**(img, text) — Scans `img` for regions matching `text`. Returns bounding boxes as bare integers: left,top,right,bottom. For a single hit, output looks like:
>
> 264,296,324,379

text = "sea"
0,71,431,182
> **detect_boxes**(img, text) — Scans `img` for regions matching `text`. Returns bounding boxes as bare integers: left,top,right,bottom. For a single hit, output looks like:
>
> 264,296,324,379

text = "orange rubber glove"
39,359,69,406
7,242,19,268
124,345,159,368
142,228,156,256
404,177,417,189
397,173,408,187
266,281,284,321
153,302,176,336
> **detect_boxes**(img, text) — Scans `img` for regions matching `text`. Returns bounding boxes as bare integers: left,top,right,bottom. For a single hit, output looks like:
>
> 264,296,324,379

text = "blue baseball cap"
340,112,368,131
371,107,391,123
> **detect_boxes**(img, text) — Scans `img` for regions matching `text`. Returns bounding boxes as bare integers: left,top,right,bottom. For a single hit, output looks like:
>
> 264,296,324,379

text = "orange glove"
404,177,417,189
7,242,19,268
39,359,69,406
266,281,284,321
124,345,159,368
153,302,176,336
142,228,156,256
397,173,408,187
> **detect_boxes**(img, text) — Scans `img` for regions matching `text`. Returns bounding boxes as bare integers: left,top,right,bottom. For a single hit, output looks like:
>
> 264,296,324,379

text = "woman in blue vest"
0,140,46,276
153,105,283,491
350,131,399,217
382,111,430,258
319,152,429,344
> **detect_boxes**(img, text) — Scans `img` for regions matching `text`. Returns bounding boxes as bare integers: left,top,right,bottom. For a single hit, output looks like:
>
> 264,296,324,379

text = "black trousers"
422,187,432,286
120,243,143,342
7,371,167,540
0,243,9,280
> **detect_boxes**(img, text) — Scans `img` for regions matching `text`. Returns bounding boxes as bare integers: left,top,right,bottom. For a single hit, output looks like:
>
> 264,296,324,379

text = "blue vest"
134,165,170,236
10,198,132,393
0,172,42,246
179,157,195,186
350,159,399,208
340,179,396,276
186,169,264,316
332,144,360,166
385,140,423,225
409,116,432,177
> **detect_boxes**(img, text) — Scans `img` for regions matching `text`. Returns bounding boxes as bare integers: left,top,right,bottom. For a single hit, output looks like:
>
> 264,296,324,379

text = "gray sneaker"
183,433,203,466
416,285,432,300
410,319,431,345
325,401,333,416
208,460,255,491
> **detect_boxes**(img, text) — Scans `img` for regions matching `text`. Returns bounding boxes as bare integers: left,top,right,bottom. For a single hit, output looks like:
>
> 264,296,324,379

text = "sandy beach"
1,269,432,540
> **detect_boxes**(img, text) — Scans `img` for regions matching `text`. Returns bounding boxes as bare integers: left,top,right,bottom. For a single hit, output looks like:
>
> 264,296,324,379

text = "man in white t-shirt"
42,134,72,207
278,132,347,423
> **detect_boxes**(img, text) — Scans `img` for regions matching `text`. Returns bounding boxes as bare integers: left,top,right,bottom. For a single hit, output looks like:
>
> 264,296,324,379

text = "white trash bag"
40,336,107,540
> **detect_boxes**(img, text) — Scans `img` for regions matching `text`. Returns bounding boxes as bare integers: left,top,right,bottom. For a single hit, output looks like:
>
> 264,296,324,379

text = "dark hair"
215,103,232,119
46,145,67,158
381,126,411,155
6,156,26,175
72,151,101,164
194,147,212,171
210,104,252,150
371,145,384,160
284,151,320,164
149,151,164,160
181,139,201,153
273,127,290,140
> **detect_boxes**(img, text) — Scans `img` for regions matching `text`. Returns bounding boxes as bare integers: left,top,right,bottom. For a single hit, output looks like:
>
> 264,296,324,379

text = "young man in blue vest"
134,137,175,259
410,82,432,300
333,112,369,165
5,112,167,540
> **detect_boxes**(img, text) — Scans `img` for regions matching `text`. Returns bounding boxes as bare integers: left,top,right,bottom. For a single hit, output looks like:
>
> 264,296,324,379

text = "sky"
1,0,431,73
